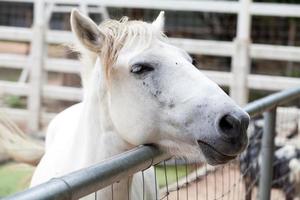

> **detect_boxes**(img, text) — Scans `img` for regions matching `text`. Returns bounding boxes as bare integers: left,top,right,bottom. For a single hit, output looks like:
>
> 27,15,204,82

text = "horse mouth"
197,140,236,165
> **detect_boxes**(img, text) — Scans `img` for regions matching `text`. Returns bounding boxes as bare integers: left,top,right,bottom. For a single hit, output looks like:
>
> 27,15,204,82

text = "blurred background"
0,0,299,198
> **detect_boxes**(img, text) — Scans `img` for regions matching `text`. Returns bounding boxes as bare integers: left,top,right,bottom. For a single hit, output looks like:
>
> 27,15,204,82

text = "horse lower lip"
197,140,236,165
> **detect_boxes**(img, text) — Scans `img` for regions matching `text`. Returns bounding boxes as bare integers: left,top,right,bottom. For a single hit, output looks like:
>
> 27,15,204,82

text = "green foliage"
155,164,194,188
249,90,272,102
286,68,300,77
4,96,26,109
0,163,34,197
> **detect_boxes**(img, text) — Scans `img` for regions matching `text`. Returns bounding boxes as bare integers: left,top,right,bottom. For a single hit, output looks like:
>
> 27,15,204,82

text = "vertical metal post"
258,108,276,200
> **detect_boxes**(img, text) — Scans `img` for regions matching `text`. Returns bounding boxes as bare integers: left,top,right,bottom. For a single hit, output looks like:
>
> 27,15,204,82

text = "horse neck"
77,59,150,199
79,79,134,200
79,67,133,165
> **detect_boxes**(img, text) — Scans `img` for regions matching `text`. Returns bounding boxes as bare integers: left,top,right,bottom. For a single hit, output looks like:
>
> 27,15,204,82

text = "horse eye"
130,64,154,74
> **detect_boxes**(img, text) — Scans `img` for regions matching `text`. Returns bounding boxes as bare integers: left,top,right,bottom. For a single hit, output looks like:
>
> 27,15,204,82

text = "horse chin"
197,140,236,165
157,140,206,162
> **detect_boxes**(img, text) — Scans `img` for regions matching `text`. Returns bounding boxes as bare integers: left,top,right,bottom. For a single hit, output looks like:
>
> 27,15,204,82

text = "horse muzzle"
197,110,250,165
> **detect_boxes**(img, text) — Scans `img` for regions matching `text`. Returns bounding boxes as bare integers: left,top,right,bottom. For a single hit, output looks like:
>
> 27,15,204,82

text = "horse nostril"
219,114,242,139
241,116,250,132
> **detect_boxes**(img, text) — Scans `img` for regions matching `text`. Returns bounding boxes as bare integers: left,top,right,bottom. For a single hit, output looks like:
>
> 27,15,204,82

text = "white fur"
31,10,248,200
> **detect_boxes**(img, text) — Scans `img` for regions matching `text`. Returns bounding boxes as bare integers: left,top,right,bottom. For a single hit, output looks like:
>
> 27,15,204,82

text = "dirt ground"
164,164,285,200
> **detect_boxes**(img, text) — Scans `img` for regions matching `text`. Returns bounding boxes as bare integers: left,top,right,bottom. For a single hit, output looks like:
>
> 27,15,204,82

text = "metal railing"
4,87,300,200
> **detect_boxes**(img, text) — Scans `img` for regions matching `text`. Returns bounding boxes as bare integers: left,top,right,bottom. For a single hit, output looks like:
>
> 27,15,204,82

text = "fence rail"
5,146,169,200
4,87,300,200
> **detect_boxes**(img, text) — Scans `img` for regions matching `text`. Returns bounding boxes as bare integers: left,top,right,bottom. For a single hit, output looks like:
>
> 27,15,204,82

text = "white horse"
31,9,250,200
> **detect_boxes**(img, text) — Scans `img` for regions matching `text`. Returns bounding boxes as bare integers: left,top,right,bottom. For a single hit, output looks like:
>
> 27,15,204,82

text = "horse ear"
152,11,165,32
71,9,105,52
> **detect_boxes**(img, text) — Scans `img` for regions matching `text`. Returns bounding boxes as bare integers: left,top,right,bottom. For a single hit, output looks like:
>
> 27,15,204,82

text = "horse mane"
74,17,166,88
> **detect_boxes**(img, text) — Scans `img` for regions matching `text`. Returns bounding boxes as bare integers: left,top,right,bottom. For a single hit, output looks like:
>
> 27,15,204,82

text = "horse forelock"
75,17,166,88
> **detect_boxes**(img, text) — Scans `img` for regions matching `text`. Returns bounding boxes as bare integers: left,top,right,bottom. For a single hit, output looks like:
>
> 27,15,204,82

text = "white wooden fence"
0,0,300,133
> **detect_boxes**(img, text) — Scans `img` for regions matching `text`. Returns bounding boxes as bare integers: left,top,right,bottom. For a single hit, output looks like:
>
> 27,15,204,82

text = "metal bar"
244,87,300,117
4,145,169,200
258,108,276,200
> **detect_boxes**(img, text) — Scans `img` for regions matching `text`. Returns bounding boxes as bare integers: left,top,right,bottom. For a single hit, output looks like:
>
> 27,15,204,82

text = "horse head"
71,10,249,165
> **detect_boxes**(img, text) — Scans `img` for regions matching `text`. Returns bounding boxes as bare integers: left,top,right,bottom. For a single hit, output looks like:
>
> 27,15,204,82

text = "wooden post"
28,0,45,132
230,0,252,106
79,2,89,15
